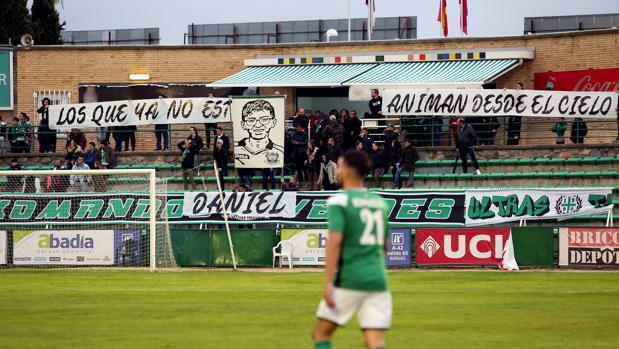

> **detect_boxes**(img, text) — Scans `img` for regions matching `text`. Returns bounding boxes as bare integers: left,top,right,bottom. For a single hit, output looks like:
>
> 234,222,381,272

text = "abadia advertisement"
13,230,115,265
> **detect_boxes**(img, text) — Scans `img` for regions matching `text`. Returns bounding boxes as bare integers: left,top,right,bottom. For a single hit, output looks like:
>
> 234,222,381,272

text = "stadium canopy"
209,59,521,89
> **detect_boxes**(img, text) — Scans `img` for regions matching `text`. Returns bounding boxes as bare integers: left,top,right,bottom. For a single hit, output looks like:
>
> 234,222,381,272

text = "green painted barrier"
511,227,554,267
170,229,276,267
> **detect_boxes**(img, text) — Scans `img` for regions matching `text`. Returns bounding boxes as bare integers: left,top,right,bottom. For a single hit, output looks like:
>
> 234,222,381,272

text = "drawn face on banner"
232,97,285,168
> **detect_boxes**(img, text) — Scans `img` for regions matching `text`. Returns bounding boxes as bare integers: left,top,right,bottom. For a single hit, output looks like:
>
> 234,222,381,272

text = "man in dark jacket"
37,98,56,153
570,118,588,144
354,128,374,154
398,139,420,188
292,107,309,129
370,143,386,188
213,138,227,186
344,110,362,150
507,83,524,145
178,139,197,190
291,125,308,183
455,118,481,175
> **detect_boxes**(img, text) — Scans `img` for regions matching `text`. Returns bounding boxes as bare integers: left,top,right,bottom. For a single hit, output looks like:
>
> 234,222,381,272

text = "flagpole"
347,0,351,41
367,0,372,41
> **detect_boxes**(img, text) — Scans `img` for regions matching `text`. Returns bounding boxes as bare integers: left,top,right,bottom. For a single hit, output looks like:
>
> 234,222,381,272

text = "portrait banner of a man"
231,96,285,168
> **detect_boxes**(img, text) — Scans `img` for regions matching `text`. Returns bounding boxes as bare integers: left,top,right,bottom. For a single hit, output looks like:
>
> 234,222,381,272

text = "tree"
30,0,65,45
0,0,31,45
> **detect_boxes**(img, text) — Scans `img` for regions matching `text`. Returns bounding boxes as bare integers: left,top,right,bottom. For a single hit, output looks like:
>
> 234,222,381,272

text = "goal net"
0,168,176,271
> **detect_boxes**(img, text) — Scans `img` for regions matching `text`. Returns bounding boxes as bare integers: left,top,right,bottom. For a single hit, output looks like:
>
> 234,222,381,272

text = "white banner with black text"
183,191,296,221
383,89,618,118
48,97,232,130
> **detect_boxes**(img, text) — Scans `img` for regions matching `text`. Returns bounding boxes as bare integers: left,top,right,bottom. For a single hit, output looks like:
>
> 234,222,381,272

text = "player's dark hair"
342,149,371,178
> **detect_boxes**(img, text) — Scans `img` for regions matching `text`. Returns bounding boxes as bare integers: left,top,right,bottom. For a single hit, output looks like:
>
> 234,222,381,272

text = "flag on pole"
366,0,375,40
366,0,376,28
460,0,468,35
437,0,448,37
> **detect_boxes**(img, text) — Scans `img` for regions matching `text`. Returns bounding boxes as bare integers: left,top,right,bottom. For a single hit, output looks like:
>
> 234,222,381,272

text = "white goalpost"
0,168,176,271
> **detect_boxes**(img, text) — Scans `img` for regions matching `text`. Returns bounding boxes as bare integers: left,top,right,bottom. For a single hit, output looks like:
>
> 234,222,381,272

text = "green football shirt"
327,189,389,292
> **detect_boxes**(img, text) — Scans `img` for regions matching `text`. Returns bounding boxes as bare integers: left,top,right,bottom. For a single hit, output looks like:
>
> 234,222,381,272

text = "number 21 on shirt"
359,208,384,246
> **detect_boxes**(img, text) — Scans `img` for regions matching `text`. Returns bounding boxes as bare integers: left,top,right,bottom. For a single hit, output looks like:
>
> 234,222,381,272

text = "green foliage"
30,0,65,45
0,270,618,348
0,0,31,45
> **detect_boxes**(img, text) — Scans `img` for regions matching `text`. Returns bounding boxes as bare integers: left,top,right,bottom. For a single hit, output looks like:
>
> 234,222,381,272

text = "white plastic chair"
272,240,295,269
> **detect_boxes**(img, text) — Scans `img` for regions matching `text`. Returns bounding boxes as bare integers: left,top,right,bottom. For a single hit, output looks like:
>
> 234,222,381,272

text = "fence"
0,114,617,155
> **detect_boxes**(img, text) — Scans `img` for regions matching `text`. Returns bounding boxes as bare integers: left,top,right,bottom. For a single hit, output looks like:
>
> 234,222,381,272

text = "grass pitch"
0,270,617,349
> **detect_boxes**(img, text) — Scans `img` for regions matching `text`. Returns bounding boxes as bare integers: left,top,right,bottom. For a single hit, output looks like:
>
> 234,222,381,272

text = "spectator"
237,168,254,189
345,110,362,150
383,124,398,152
332,116,345,149
154,123,170,151
96,140,116,169
552,118,567,144
64,140,83,166
281,176,300,191
66,128,87,150
10,114,31,153
570,118,588,144
262,168,276,191
292,124,308,184
355,128,373,153
283,129,295,175
213,138,227,186
430,116,443,146
155,94,170,151
317,154,338,190
390,139,403,188
46,159,69,193
83,142,97,169
355,141,364,152
370,143,386,188
187,126,205,173
0,121,8,154
309,111,319,141
7,158,23,192
178,139,197,191
204,93,218,149
112,126,126,152
507,83,524,145
320,115,336,152
214,126,230,152
306,140,319,191
455,118,482,175
70,155,92,192
477,116,500,145
92,161,108,193
235,183,250,193
448,117,459,146
37,98,56,153
125,125,137,152
399,139,420,189
368,88,383,118
326,137,342,164
292,107,309,129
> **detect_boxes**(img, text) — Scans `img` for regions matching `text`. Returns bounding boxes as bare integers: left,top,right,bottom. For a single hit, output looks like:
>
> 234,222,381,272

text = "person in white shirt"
70,155,91,192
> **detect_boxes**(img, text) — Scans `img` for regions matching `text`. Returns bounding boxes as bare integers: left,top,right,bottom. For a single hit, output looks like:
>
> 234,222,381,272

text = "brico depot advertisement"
559,228,619,267
12,230,115,265
416,228,519,270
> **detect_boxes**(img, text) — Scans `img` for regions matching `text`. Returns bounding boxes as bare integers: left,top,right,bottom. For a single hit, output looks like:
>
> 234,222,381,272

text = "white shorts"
316,288,392,330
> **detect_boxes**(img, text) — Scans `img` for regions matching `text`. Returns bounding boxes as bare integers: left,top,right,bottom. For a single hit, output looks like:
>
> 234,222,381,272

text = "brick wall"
6,29,619,151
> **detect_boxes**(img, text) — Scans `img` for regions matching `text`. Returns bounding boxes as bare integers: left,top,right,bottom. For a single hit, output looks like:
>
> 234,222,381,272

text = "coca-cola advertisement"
534,68,619,92
416,228,519,270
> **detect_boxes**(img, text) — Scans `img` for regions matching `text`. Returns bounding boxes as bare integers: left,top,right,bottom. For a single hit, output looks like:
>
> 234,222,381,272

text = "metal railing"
0,115,617,155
